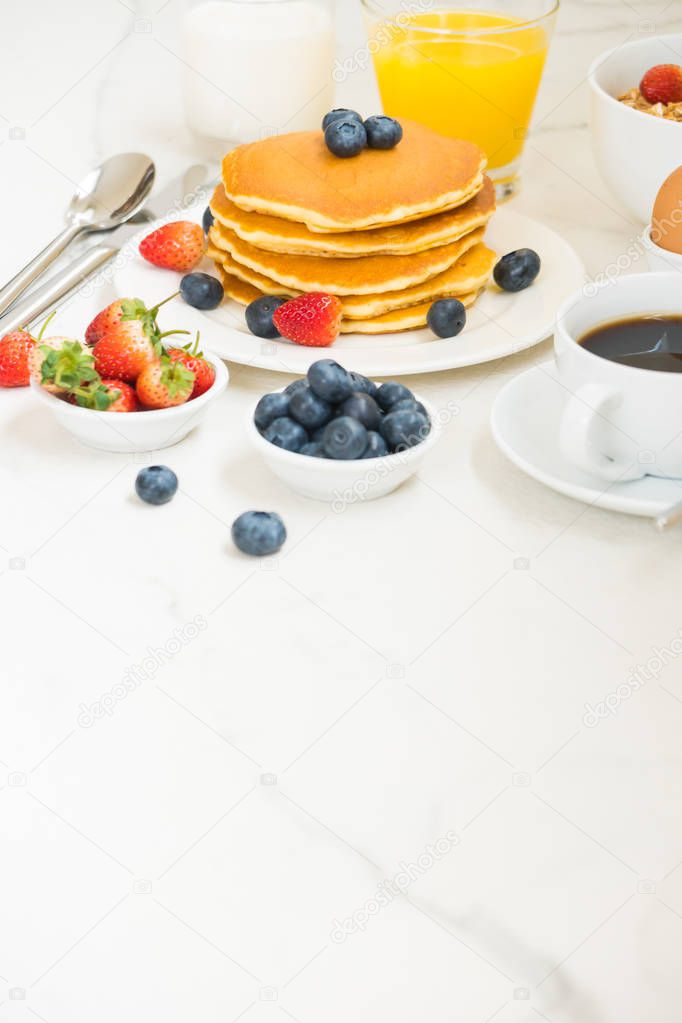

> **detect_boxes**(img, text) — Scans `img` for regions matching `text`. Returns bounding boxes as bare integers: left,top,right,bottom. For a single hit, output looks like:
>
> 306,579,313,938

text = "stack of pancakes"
208,120,497,335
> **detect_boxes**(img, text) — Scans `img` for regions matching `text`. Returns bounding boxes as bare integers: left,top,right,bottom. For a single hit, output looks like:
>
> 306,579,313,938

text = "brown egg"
652,166,682,254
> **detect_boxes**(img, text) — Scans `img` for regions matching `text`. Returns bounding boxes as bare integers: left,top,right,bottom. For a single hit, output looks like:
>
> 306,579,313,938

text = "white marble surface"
2,2,682,1023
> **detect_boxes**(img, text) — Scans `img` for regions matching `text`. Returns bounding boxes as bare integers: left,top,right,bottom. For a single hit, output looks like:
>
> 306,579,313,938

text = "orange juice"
369,9,551,178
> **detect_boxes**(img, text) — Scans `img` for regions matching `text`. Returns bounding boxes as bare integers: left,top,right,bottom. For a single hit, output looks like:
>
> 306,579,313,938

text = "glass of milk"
183,0,335,147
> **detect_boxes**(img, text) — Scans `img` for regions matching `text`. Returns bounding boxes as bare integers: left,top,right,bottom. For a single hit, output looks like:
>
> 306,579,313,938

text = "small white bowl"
642,223,682,273
248,391,441,505
589,33,682,223
31,354,228,453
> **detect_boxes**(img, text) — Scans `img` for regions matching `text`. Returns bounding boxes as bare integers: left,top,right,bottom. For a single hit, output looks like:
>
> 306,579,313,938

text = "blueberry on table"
135,466,178,506
325,119,368,159
376,381,414,411
307,359,353,403
349,371,378,399
322,416,369,460
364,115,403,150
180,272,224,310
232,511,286,557
381,409,431,452
362,431,389,459
339,392,382,432
322,109,364,131
254,392,290,432
246,296,287,338
493,249,541,292
202,206,214,234
289,385,333,430
263,416,308,453
427,298,467,338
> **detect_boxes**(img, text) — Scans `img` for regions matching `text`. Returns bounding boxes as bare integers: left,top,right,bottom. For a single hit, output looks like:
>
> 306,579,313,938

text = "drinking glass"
361,0,558,200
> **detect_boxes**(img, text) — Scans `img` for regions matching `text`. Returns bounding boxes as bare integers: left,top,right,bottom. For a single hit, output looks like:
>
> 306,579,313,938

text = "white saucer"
61,205,585,378
491,360,682,518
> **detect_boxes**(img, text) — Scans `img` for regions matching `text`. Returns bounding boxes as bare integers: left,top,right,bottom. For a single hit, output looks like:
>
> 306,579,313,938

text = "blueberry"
263,416,308,453
322,109,363,131
362,431,389,459
339,392,382,431
135,465,178,506
349,371,378,399
307,360,353,403
301,441,326,458
493,249,541,293
284,378,308,397
427,298,467,338
325,119,368,159
254,392,290,432
391,397,428,417
311,424,328,443
232,511,286,557
376,381,414,411
364,115,403,151
381,410,430,452
289,385,333,430
246,296,287,338
180,272,224,311
322,416,368,460
202,206,214,234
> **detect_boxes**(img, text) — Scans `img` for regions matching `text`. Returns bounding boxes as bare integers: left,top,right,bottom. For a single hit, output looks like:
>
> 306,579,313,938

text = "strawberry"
139,221,205,273
136,357,195,410
640,64,682,105
30,339,99,395
273,293,342,347
0,331,36,387
167,334,216,399
0,311,57,388
92,295,187,382
71,379,139,413
85,297,145,346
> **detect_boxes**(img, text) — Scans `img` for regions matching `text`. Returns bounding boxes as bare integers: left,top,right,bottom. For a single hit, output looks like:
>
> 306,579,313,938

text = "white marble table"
2,3,682,1022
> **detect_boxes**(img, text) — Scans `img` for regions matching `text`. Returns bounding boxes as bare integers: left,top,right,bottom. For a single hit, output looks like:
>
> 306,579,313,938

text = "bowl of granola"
589,34,682,224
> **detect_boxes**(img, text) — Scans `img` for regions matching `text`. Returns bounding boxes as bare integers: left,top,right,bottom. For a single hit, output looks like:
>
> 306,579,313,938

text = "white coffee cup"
555,273,682,481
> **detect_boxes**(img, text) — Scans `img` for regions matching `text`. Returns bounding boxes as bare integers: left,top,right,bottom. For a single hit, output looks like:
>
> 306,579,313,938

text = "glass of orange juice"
361,0,558,199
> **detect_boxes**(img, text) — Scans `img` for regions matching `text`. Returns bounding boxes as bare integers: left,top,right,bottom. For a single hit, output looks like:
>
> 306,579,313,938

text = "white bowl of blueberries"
248,359,441,504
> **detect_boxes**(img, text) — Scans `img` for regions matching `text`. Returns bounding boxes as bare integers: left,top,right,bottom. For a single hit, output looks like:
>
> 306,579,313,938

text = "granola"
619,87,682,122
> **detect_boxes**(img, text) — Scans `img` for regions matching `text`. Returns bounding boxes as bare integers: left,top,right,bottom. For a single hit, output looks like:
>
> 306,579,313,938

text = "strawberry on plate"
139,221,205,273
167,334,216,399
273,293,342,348
71,379,139,413
136,357,195,410
640,64,682,105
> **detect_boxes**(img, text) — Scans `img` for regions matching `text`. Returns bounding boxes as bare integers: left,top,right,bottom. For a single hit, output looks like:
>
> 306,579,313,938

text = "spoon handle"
0,223,83,318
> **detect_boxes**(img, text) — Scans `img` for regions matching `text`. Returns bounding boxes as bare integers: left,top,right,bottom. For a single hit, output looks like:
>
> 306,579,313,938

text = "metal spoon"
0,152,155,317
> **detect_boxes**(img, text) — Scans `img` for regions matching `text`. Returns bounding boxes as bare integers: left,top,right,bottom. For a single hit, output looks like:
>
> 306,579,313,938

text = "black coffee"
579,315,682,372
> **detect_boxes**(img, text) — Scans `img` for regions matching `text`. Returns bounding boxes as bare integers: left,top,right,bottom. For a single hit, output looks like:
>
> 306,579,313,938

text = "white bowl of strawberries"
28,295,228,453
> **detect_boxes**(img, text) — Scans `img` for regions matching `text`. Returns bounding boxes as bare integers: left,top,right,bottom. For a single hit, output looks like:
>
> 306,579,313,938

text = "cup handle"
558,382,643,482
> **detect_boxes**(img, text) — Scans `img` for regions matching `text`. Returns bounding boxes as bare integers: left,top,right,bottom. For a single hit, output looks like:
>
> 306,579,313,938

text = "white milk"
183,0,335,144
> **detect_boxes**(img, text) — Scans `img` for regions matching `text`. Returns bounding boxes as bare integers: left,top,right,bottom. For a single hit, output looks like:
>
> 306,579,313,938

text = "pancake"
222,120,487,233
208,223,485,296
209,241,495,320
215,267,480,335
210,177,496,258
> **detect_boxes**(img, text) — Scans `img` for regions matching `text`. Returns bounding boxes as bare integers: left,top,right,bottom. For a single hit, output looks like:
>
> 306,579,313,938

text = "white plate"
491,360,682,518
52,204,585,378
